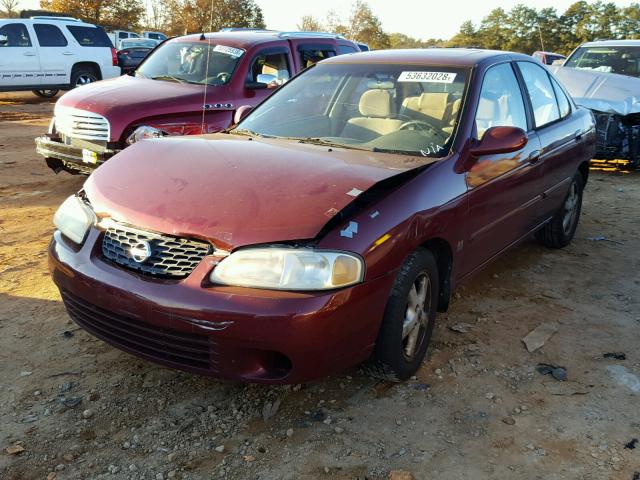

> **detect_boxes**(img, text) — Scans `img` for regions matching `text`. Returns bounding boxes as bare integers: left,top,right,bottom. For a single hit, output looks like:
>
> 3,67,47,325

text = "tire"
32,89,59,98
71,66,99,88
536,172,584,249
364,248,439,382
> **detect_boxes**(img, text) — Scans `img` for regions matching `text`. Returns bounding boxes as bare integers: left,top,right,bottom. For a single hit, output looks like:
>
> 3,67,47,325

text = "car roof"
580,39,640,47
321,48,531,67
174,31,353,49
1,18,97,27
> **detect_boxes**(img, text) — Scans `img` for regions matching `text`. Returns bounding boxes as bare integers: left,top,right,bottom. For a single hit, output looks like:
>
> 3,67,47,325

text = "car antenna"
537,24,545,53
200,0,214,134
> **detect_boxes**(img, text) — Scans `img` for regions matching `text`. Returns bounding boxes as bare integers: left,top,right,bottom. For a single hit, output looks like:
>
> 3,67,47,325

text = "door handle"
23,51,36,56
574,129,583,140
62,51,75,55
527,150,541,165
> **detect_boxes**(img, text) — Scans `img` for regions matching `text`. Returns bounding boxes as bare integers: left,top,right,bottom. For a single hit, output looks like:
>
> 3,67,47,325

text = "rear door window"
298,47,335,69
338,45,358,55
0,23,32,47
34,24,68,47
66,25,112,47
550,77,571,118
517,61,560,128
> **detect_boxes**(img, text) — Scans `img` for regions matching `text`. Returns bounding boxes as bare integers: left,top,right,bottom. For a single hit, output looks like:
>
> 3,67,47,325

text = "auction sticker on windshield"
398,71,457,83
213,45,244,58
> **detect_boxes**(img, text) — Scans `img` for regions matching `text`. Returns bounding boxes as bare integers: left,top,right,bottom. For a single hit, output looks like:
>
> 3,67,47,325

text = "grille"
101,223,212,279
54,106,110,142
60,289,214,370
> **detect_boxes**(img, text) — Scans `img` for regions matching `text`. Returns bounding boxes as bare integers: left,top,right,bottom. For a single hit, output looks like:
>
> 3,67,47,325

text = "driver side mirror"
246,73,277,90
469,126,528,157
0,35,8,46
233,105,253,124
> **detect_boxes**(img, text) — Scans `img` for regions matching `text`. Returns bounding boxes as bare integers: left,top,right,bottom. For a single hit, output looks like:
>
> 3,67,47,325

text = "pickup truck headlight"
53,195,96,245
210,247,364,291
126,125,167,145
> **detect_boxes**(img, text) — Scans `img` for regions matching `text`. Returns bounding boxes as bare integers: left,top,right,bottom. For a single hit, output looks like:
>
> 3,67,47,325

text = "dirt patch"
1,92,639,480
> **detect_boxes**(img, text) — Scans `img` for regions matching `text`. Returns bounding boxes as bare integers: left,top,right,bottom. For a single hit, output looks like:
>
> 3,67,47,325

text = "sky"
14,0,640,40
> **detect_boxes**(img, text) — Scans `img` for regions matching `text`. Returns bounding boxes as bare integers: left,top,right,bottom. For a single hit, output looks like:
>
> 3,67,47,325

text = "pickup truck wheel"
364,248,439,382
71,67,99,88
32,89,59,98
536,172,584,248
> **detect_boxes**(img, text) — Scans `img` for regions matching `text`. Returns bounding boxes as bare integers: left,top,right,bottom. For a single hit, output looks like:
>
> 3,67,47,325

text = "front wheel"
32,89,59,98
536,172,584,248
364,248,439,381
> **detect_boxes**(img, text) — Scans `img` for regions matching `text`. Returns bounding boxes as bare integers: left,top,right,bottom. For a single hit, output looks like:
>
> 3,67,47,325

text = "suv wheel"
364,248,439,382
71,67,99,88
536,172,584,248
32,89,59,98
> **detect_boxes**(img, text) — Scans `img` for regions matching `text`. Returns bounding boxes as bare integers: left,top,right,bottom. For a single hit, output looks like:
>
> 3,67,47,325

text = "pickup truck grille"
101,222,213,279
54,107,110,142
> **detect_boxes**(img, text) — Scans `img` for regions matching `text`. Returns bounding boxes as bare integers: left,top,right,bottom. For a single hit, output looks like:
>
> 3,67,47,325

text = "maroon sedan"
49,49,595,383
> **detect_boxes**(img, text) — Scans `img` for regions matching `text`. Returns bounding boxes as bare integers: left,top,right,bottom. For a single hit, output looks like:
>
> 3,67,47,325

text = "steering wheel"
399,119,441,133
216,72,230,83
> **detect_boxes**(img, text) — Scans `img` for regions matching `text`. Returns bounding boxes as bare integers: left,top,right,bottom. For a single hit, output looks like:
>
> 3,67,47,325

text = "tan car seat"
342,89,403,140
401,92,450,123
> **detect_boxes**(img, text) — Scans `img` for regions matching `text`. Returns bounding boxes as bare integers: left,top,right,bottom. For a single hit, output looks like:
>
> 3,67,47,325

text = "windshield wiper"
230,128,273,138
297,137,366,151
371,147,430,156
151,75,187,84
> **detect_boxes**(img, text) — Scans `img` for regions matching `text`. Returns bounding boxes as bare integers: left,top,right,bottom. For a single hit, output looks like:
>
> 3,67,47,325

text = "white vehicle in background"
142,31,167,41
107,30,141,49
0,16,120,98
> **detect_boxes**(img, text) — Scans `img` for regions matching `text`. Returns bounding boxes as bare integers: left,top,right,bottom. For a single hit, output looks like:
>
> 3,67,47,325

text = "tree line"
1,0,639,55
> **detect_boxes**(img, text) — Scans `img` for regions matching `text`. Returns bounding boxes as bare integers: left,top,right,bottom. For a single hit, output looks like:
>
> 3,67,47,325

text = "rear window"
66,25,112,47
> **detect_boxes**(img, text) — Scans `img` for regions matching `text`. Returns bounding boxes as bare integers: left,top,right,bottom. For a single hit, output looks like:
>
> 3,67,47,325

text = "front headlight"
53,195,96,245
210,247,364,291
126,125,167,145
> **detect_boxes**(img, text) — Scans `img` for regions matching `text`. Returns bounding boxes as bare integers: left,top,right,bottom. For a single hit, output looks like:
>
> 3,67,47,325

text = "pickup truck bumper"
35,134,120,175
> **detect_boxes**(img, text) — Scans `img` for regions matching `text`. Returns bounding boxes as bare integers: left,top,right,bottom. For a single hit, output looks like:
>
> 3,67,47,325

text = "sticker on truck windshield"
213,45,244,58
398,71,457,83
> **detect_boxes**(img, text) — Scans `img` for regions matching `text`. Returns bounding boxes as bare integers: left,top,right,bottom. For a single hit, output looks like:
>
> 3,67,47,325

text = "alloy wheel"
402,272,431,360
562,181,579,235
76,74,97,87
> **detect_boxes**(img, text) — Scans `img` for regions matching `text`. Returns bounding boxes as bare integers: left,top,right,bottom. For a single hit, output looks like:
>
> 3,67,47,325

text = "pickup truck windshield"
565,46,640,77
136,42,244,85
235,63,468,158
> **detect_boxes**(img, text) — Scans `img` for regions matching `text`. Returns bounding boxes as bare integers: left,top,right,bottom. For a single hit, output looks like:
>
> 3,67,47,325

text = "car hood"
84,134,429,250
552,66,640,116
56,76,231,141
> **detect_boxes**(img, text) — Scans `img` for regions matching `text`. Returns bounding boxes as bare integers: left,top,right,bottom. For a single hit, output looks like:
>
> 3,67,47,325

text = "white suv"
0,17,120,98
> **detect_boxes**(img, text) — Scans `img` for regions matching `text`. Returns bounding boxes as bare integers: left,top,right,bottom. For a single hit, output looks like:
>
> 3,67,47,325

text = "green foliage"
449,1,640,55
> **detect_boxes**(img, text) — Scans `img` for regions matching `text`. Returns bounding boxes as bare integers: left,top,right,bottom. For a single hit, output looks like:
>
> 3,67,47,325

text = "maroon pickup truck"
35,31,360,174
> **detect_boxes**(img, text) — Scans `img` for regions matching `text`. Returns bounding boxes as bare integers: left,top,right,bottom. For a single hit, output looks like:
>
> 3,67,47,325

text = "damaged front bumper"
592,112,640,169
35,134,120,175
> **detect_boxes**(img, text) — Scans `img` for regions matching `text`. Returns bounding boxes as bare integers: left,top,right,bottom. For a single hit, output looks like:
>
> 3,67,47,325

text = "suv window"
248,51,292,85
517,62,560,128
66,25,112,47
475,63,527,139
119,32,128,39
34,24,68,47
338,45,358,55
299,48,335,69
0,23,32,47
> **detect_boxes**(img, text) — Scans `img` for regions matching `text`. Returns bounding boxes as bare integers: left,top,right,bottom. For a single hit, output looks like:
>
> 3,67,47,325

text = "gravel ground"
1,92,639,480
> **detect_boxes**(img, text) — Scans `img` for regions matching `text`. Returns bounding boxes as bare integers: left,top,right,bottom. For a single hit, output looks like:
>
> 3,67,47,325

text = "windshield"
136,41,244,86
565,46,640,77
121,39,158,49
235,63,468,158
